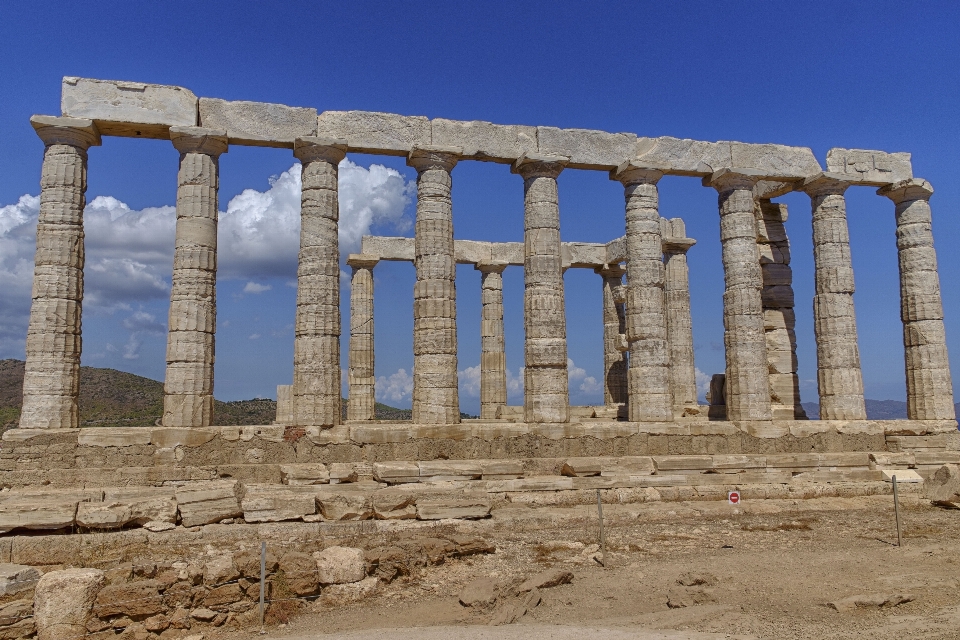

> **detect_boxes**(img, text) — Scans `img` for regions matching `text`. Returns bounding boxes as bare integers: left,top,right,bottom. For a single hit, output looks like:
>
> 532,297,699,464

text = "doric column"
611,162,673,422
19,116,100,429
596,265,628,406
703,169,772,421
476,261,508,419
878,179,956,420
347,254,378,421
408,146,462,424
292,137,348,428
801,174,867,420
162,127,228,428
661,218,698,411
514,154,569,423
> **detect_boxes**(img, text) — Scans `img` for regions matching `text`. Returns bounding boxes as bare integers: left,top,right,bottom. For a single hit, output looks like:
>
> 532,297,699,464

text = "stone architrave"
596,264,628,406
661,218,698,411
514,154,570,423
801,174,867,420
20,117,100,429
292,137,348,427
755,200,807,419
346,254,378,421
162,127,228,428
878,179,956,420
611,162,673,422
407,146,462,424
703,169,772,421
476,261,508,419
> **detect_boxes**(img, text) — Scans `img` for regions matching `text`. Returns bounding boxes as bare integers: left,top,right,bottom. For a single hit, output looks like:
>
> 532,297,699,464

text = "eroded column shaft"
478,263,507,419
706,171,772,421
20,118,100,429
292,137,348,427
516,155,569,423
613,164,672,422
598,267,628,406
163,127,227,428
880,179,955,420
409,147,461,424
662,218,698,410
347,256,377,421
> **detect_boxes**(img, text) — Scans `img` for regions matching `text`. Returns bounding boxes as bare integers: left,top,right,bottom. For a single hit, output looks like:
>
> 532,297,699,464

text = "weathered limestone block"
0,497,81,534
0,600,35,640
0,565,40,596
61,77,197,138
477,261,508,419
317,493,372,521
280,463,330,485
418,460,482,480
174,480,243,527
826,148,912,185
198,97,316,147
560,458,602,477
314,546,366,585
373,461,420,484
634,137,821,178
317,110,430,156
924,464,960,503
409,146,462,424
371,491,417,519
241,485,316,523
481,460,525,479
34,568,104,640
77,428,152,447
537,126,637,170
347,255,378,421
76,488,176,529
416,499,491,520
661,218,698,410
431,118,536,162
275,385,294,424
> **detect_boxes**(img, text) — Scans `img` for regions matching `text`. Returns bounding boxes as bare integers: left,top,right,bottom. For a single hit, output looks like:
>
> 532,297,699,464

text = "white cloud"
376,368,413,404
0,195,40,353
122,310,165,334
249,333,261,340
122,333,143,360
243,282,271,294
579,375,602,394
567,358,587,382
695,367,712,401
458,364,481,398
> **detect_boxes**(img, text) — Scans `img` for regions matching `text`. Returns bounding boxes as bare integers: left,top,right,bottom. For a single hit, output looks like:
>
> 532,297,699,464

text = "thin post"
596,489,607,568
893,475,903,547
259,540,266,631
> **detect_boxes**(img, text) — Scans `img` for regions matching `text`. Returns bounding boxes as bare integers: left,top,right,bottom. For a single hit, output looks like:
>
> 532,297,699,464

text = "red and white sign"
728,490,741,504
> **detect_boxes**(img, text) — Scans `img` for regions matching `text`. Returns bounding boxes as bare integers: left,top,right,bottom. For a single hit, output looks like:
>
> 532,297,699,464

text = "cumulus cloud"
568,358,602,398
243,282,271,294
695,367,712,401
376,368,413,404
0,195,40,352
458,364,481,398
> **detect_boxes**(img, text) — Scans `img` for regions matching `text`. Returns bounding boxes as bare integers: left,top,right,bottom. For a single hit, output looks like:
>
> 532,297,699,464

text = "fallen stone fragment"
459,577,498,607
189,608,217,622
677,572,718,587
371,491,417,520
279,552,319,596
489,588,541,625
317,577,379,606
828,593,915,612
517,568,573,593
317,493,372,521
0,564,40,596
924,464,960,503
35,568,105,640
314,546,366,585
666,588,717,609
203,555,238,586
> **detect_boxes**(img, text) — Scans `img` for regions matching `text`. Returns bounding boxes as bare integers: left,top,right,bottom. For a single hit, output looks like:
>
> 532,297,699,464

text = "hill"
801,398,960,420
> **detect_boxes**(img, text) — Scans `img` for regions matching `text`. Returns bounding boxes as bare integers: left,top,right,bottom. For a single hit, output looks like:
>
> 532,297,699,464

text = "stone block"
93,580,163,618
0,500,78,534
317,492,372,521
373,462,420,484
77,428,151,447
560,457,602,477
431,118,536,162
174,480,243,527
634,136,731,175
0,599,34,639
35,569,104,640
881,469,923,483
537,126,637,170
418,460,482,480
481,460,524,479
280,463,330,485
416,499,491,520
240,485,316,523
826,148,913,185
728,142,822,178
61,77,197,138
76,489,176,529
198,97,316,147
0,565,40,596
316,110,430,155
371,491,417,520
150,427,216,448
314,546,366,585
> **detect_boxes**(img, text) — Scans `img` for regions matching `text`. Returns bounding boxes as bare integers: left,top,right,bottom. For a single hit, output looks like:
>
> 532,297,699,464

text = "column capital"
31,115,101,149
801,172,851,197
878,178,934,203
294,136,348,164
511,152,568,179
662,237,696,254
407,145,461,172
610,160,664,185
702,168,766,192
346,253,379,269
475,260,507,274
170,126,228,156
595,263,626,278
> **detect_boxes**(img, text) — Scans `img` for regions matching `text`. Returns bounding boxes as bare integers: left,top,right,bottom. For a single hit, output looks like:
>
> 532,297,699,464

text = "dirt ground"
226,493,960,639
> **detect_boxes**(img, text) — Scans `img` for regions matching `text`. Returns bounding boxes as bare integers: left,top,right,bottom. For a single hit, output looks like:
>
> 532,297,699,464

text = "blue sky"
1,2,958,414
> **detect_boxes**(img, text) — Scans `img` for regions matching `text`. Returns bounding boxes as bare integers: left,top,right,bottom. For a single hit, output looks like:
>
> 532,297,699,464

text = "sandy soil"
225,493,960,640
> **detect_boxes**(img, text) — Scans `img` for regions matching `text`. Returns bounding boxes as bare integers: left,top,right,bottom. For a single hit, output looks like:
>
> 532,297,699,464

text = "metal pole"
259,540,266,631
596,489,607,568
893,475,903,547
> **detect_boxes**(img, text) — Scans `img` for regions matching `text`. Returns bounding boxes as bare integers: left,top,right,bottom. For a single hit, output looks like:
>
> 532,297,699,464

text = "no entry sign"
728,490,741,504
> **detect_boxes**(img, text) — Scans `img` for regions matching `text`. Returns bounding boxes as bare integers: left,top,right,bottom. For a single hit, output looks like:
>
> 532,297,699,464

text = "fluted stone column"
408,146,462,424
661,218,698,411
801,174,867,420
476,261,508,419
162,127,227,428
704,169,772,421
596,265,628,406
611,162,673,422
292,137,348,428
879,179,956,420
20,116,100,429
514,154,569,423
347,254,378,421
